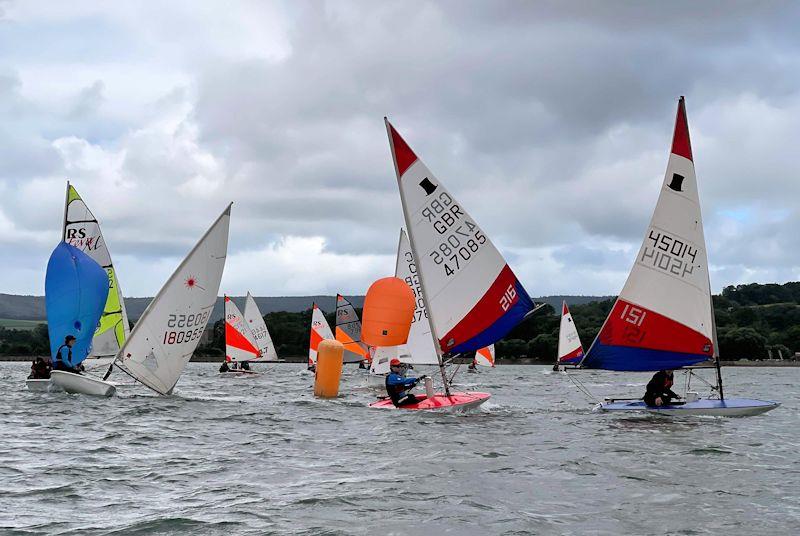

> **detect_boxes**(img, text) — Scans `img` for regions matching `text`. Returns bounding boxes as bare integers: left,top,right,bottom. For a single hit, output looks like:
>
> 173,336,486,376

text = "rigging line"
565,370,599,404
687,369,719,396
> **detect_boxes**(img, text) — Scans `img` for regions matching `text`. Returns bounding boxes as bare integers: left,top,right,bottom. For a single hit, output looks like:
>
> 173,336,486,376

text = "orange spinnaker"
361,277,415,347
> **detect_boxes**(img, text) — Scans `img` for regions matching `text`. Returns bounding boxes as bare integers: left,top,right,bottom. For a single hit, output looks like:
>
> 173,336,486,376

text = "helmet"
390,358,402,367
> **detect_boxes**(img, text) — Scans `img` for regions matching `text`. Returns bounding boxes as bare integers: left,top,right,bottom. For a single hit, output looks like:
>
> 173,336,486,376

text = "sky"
1,0,798,297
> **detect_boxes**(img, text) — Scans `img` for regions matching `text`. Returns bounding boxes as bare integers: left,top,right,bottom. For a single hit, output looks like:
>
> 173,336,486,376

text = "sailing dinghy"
222,295,260,375
335,295,370,364
44,242,114,396
578,97,778,417
370,119,536,411
115,204,231,395
474,345,495,368
243,292,279,361
308,303,334,370
555,301,583,370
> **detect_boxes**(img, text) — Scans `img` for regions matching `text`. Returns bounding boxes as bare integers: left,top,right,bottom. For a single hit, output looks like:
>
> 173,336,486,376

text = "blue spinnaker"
45,242,109,367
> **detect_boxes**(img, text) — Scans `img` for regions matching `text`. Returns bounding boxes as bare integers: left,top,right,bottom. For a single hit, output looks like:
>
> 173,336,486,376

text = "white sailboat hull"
50,370,116,397
595,397,779,417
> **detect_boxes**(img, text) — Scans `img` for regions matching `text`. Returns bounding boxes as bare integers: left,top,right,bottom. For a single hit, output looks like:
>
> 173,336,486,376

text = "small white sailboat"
221,295,260,375
370,119,536,411
308,303,334,370
578,97,778,417
243,292,279,361
335,295,370,364
115,204,231,395
555,301,583,370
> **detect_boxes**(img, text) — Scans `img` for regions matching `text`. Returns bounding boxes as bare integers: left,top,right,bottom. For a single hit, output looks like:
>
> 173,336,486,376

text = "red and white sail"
386,119,534,356
308,303,334,367
475,345,495,367
582,97,714,371
335,294,370,363
394,229,438,365
244,292,278,362
557,301,584,365
225,296,260,362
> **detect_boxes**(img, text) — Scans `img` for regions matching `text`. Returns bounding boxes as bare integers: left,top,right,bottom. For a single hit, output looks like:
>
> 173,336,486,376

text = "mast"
385,118,451,397
61,180,70,242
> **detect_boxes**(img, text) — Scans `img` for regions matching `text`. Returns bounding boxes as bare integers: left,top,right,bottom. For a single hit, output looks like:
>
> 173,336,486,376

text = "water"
1,363,798,535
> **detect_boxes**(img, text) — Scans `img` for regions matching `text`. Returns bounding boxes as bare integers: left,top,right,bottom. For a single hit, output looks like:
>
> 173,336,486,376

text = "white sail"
335,294,369,363
386,119,534,356
394,229,438,365
115,204,231,395
62,183,130,370
308,304,334,367
557,301,584,365
244,292,279,361
225,296,259,362
475,345,495,367
582,97,714,371
369,345,398,375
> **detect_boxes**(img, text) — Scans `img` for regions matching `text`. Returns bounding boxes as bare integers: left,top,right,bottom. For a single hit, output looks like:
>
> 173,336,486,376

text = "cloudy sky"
1,1,798,298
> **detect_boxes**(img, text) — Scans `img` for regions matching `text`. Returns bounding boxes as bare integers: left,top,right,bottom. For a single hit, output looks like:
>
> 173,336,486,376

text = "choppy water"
1,362,798,535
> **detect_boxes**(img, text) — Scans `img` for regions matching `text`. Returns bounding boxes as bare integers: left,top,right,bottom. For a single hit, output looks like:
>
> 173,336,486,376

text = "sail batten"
582,97,713,371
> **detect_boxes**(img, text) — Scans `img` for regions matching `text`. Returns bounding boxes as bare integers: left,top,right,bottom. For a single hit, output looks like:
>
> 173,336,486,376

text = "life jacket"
385,374,409,404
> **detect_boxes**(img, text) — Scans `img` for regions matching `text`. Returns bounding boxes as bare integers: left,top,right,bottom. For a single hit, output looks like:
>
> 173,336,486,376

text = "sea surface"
1,362,798,535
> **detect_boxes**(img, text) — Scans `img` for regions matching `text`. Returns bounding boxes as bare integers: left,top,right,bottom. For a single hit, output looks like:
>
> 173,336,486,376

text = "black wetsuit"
644,371,680,406
386,373,420,407
219,361,230,373
29,358,51,379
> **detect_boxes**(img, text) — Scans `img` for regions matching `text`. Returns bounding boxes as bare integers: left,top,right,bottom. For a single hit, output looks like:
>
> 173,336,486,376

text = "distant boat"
222,295,260,374
475,345,495,368
555,301,583,369
243,292,279,362
578,98,778,417
335,294,370,364
41,242,113,396
308,303,334,369
63,181,130,379
370,119,535,411
115,204,231,395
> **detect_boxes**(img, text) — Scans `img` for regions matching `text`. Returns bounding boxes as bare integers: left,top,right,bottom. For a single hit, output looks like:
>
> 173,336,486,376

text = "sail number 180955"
162,311,209,345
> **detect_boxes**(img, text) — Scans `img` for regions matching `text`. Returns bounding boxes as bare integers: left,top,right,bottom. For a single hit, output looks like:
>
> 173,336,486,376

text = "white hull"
595,397,779,417
26,379,56,392
50,370,116,397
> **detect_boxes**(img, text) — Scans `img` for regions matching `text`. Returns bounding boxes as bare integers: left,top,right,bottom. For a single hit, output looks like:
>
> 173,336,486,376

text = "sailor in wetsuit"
53,335,82,374
644,369,681,406
385,358,425,407
28,357,52,379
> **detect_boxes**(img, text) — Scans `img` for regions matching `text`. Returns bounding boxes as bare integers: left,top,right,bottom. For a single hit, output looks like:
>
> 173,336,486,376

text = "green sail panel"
63,183,130,363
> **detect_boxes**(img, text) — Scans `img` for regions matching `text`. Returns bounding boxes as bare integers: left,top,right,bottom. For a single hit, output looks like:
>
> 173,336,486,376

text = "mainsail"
394,229,438,365
225,296,260,362
45,242,110,367
557,301,584,365
115,204,231,395
386,119,534,356
581,97,714,371
335,295,369,363
243,292,278,361
475,345,495,367
308,303,334,367
62,183,130,371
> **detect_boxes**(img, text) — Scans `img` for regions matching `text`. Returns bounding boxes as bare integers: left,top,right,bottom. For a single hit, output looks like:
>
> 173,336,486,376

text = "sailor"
219,360,230,373
468,360,477,371
29,357,51,379
552,363,560,372
385,358,425,407
644,369,681,406
241,361,250,371
53,335,81,374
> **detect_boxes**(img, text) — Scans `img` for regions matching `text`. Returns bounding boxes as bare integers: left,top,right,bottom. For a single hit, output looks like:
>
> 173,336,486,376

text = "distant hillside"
0,293,610,323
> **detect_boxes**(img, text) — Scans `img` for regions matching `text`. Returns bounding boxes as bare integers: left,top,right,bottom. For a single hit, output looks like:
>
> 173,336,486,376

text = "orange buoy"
361,277,415,347
314,339,344,398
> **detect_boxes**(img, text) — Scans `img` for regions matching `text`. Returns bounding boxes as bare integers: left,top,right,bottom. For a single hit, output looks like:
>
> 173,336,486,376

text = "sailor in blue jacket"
385,358,425,407
53,335,82,374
